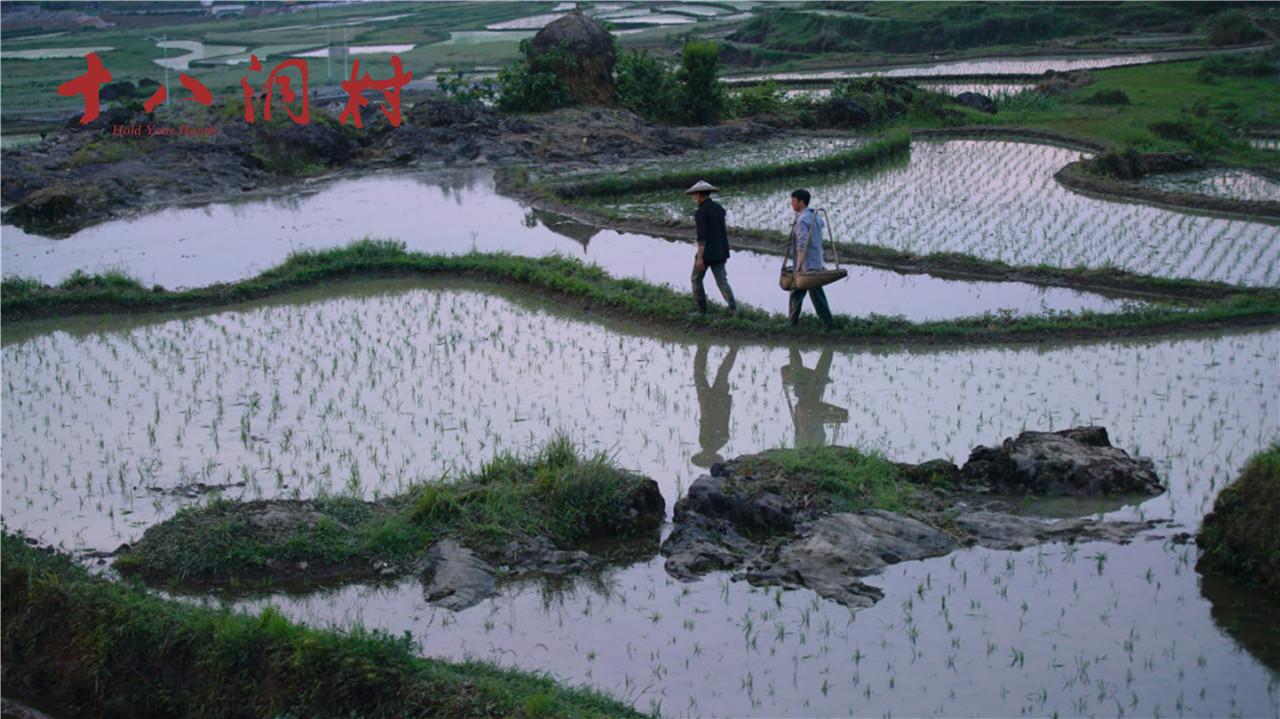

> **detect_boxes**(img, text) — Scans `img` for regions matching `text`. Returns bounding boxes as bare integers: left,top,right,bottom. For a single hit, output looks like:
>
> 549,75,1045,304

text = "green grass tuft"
741,446,909,513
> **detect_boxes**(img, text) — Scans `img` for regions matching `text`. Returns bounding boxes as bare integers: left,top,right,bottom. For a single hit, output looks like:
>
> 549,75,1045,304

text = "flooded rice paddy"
0,46,112,60
1138,168,1280,204
2,120,1277,714
622,135,872,173
3,280,1277,717
434,30,536,46
776,83,1034,102
609,139,1280,287
154,40,247,71
292,44,417,59
0,169,1134,320
725,49,1253,83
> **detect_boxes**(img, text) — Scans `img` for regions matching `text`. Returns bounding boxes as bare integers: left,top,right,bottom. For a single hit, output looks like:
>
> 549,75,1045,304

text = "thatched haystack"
530,9,616,106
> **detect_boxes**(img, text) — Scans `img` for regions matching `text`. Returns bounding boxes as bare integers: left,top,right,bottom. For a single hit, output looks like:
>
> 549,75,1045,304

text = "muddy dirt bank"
0,100,777,238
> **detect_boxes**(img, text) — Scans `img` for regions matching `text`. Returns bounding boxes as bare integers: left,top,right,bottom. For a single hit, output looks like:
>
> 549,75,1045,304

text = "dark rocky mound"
1196,444,1280,597
1036,69,1094,96
116,474,664,611
2,97,778,237
663,427,1164,608
959,425,1164,495
820,78,918,128
954,91,997,114
531,10,617,106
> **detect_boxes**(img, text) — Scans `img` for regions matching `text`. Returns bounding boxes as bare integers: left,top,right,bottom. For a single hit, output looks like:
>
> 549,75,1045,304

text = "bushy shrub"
993,89,1062,114
727,80,784,118
1196,53,1278,82
677,40,726,125
615,50,679,122
495,39,576,113
436,71,496,104
1079,89,1131,106
1205,10,1265,47
1088,148,1148,180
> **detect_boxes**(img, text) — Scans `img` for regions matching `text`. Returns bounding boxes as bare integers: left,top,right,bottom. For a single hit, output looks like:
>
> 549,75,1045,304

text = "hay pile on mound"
531,10,616,106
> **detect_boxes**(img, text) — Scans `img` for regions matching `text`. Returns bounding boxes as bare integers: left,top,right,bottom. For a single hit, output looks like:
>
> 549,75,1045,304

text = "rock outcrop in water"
960,425,1163,495
114,440,666,611
662,427,1164,608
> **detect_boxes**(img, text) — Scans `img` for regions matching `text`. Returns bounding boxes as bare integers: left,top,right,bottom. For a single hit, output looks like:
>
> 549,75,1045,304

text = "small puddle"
0,169,1137,320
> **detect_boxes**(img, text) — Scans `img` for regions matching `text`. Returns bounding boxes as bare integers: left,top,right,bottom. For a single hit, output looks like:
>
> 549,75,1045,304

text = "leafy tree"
677,40,726,125
615,50,679,122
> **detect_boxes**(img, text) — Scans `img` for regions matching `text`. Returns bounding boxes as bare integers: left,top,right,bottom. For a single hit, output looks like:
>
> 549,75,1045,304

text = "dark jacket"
695,198,730,263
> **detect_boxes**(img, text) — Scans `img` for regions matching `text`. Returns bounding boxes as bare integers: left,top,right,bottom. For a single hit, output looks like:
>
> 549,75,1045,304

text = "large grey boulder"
961,426,1163,496
954,91,997,114
414,539,497,611
745,511,958,607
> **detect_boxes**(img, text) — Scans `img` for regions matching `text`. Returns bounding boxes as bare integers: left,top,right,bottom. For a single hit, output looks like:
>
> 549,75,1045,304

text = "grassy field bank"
4,239,1279,344
0,533,644,718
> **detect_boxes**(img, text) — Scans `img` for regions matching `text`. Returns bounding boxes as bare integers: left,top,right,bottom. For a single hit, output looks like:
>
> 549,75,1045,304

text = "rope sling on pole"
779,207,848,292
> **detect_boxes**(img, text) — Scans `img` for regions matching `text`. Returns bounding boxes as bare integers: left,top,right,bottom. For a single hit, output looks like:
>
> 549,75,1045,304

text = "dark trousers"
789,287,834,328
692,261,737,312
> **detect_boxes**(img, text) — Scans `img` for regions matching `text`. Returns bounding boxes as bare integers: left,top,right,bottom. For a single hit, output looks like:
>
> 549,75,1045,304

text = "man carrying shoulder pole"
787,189,835,330
686,180,738,315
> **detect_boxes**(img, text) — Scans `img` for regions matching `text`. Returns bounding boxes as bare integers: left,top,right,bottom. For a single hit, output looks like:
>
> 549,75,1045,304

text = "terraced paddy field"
3,278,1277,717
725,47,1269,83
3,117,1277,716
1,169,1139,321
599,138,1280,287
1138,168,1280,204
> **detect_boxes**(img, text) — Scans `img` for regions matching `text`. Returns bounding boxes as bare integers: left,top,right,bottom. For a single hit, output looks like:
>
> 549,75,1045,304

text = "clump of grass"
115,434,662,583
67,139,142,168
2,533,643,718
1078,89,1131,106
738,446,910,513
1196,443,1280,595
415,434,658,544
57,268,149,292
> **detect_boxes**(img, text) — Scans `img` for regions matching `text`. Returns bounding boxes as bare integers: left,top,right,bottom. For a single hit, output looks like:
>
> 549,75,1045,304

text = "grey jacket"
789,207,825,271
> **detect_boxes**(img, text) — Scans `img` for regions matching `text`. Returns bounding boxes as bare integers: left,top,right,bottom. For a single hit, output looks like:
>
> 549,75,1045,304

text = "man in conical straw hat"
686,180,738,315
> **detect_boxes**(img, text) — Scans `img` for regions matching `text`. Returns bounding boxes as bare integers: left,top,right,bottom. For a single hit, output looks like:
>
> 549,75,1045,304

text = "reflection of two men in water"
692,345,849,468
780,348,849,447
